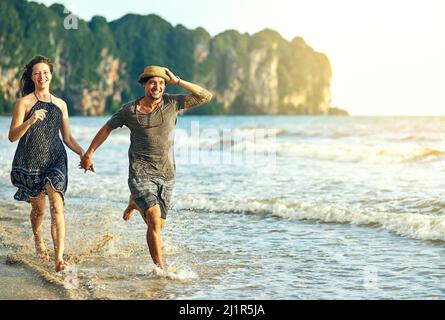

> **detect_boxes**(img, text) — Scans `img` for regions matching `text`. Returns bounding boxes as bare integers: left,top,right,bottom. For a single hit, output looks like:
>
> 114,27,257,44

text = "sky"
33,0,445,116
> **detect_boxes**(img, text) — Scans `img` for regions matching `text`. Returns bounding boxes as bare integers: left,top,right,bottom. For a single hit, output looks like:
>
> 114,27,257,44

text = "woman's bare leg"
29,193,49,260
45,183,68,272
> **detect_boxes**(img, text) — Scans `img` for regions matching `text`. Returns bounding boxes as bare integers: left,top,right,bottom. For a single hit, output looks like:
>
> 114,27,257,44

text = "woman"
8,55,84,272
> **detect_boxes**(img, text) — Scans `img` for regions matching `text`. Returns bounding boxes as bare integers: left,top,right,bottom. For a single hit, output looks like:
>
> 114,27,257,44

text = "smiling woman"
8,55,85,273
20,56,53,97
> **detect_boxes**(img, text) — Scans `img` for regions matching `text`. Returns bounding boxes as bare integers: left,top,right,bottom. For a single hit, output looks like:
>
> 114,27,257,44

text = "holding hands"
79,153,95,173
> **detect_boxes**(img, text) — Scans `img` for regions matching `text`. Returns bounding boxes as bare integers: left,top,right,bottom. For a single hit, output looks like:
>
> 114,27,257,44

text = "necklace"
135,97,164,129
34,91,52,103
137,97,161,113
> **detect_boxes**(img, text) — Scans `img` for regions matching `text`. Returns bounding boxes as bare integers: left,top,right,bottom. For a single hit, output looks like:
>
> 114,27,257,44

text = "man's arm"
165,68,213,109
80,124,114,172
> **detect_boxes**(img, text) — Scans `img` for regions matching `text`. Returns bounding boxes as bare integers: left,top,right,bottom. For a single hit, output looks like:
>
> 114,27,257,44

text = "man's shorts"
128,177,174,220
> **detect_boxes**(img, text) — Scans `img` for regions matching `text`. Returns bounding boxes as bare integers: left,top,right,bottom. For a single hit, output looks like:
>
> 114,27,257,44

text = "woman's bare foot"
55,260,69,272
35,240,50,261
123,195,137,221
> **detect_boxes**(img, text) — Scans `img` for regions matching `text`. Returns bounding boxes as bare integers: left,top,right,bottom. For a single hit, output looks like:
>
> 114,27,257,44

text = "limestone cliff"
0,0,346,116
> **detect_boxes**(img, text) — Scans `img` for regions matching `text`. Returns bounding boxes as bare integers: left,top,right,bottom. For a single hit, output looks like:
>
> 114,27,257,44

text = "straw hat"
138,65,170,84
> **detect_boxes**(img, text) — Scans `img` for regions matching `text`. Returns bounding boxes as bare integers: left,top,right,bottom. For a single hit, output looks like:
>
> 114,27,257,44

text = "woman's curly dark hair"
20,55,54,96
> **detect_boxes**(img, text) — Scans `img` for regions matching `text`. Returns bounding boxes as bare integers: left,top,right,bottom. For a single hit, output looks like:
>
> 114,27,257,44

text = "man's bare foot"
123,195,137,221
35,240,50,261
55,260,69,272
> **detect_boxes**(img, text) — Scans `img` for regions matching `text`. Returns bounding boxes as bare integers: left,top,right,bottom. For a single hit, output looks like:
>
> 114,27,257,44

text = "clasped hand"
79,154,95,173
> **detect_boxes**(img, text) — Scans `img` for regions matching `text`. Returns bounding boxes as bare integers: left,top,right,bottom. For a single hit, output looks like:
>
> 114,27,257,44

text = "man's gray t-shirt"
106,94,186,182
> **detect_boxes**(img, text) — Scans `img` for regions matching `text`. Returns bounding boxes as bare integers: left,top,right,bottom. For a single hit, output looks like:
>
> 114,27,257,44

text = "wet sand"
0,254,63,300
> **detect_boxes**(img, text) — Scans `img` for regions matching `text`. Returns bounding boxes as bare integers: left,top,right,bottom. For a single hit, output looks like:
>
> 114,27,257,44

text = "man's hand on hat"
165,68,180,85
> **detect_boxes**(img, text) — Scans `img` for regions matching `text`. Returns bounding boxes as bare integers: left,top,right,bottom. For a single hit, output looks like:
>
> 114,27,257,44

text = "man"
80,66,212,269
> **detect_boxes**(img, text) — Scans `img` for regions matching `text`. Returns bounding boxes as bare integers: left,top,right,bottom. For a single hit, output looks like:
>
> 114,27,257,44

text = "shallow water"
1,115,445,299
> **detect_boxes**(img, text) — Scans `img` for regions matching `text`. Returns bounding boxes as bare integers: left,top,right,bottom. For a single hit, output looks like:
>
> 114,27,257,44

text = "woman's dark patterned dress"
10,96,68,202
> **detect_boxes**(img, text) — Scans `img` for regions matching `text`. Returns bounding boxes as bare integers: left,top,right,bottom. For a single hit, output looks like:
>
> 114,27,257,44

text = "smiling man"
80,66,212,270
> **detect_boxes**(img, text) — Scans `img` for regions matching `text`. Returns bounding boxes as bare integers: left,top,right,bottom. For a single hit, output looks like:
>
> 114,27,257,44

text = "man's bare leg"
123,194,137,221
123,195,166,229
45,183,69,272
30,193,49,261
145,205,164,269
123,197,166,268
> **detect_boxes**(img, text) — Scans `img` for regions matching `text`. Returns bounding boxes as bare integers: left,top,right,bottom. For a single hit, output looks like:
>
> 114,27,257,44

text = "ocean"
1,115,445,299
